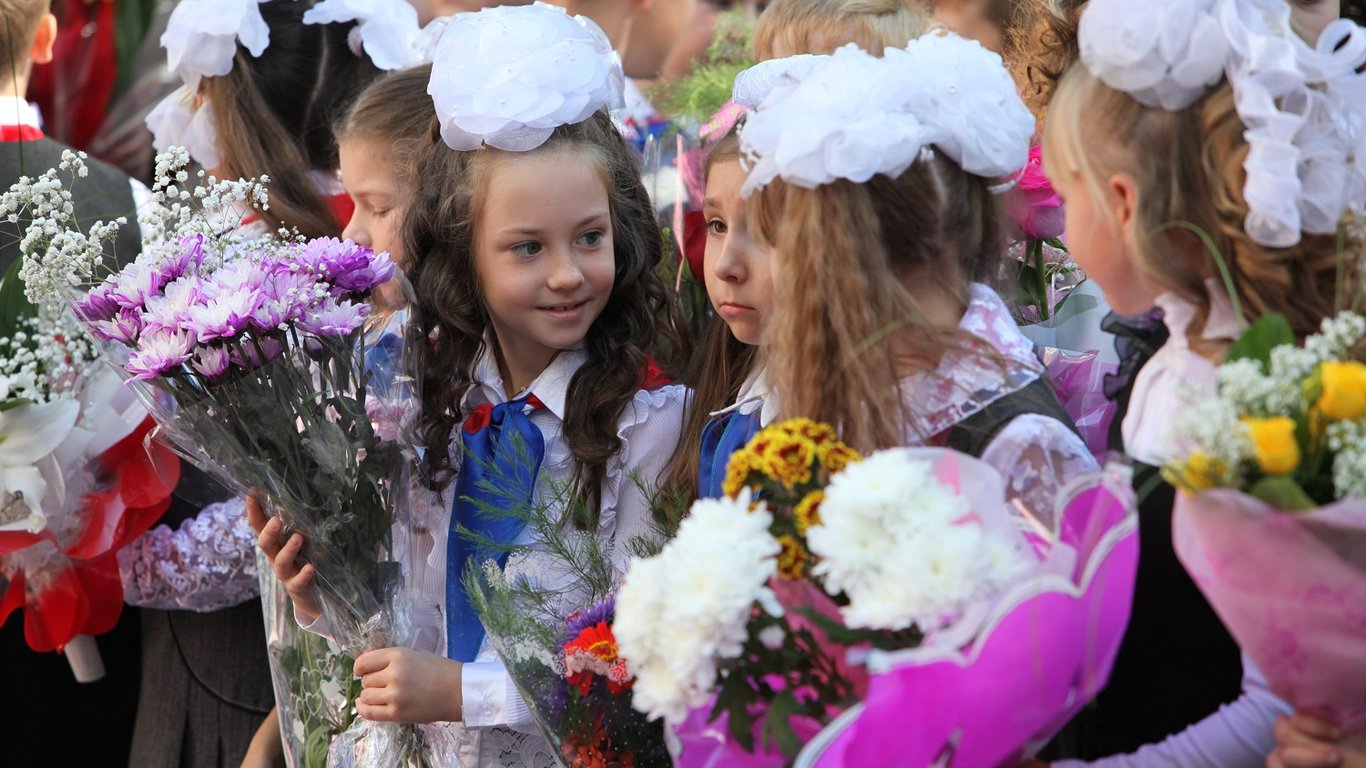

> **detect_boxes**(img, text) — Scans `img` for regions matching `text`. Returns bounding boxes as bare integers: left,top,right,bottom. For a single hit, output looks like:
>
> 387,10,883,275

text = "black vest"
0,135,142,276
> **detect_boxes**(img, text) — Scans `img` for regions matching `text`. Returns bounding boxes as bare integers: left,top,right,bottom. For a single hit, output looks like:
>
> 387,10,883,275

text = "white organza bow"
159,0,270,87
145,86,222,169
736,34,1034,197
427,2,625,152
302,0,424,71
1080,0,1366,248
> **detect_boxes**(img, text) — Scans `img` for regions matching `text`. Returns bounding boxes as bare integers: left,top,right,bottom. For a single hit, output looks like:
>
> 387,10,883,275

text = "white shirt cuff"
460,660,534,730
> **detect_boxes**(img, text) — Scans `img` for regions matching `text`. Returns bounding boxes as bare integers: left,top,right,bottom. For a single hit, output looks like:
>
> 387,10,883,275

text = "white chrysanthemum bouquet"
614,419,1035,763
6,148,451,765
1165,311,1366,733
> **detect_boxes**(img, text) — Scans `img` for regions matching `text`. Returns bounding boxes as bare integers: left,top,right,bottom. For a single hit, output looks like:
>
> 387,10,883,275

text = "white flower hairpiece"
426,2,625,152
731,53,828,108
159,0,270,88
736,34,1034,197
301,0,424,71
145,86,222,169
1080,0,1366,248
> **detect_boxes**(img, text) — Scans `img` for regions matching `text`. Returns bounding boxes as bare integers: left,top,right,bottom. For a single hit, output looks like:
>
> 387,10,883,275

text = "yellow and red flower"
563,620,632,696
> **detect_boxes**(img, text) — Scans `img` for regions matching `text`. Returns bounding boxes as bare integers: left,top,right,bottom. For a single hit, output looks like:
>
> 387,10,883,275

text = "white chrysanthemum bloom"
427,2,625,152
808,450,1029,632
615,492,780,724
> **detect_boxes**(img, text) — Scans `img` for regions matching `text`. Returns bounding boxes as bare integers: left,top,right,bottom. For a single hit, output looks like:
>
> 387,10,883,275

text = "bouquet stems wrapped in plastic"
9,147,454,765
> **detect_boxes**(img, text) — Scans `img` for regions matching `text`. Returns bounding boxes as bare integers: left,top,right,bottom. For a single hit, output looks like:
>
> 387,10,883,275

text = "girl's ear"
1106,172,1139,247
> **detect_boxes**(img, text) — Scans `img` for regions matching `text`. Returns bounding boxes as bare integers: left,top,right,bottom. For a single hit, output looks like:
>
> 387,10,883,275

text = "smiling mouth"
537,300,590,313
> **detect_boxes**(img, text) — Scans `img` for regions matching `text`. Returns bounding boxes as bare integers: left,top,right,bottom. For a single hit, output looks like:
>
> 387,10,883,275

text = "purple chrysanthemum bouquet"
14,148,451,766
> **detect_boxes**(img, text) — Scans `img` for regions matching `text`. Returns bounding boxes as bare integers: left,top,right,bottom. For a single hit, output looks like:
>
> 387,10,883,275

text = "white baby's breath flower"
807,450,1029,633
615,492,780,724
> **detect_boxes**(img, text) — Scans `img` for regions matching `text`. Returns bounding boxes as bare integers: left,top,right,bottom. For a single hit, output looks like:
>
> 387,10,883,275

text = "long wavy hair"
405,110,683,522
749,150,1006,453
200,0,378,237
1044,65,1358,351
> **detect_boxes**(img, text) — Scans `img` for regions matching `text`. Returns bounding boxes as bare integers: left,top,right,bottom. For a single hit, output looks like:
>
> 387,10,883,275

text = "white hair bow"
736,34,1035,197
302,0,424,71
426,2,625,152
160,0,270,88
1080,0,1366,248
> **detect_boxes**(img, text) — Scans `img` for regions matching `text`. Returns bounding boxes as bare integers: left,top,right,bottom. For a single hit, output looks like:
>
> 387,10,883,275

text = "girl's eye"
374,208,391,218
707,218,727,236
578,230,605,247
512,242,542,258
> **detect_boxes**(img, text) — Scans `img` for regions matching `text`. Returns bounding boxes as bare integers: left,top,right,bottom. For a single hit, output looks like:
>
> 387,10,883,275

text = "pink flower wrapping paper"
1173,490,1366,731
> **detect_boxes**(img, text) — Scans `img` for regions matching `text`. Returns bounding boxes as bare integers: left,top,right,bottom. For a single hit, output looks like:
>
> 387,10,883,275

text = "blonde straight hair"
753,0,931,60
1043,65,1357,350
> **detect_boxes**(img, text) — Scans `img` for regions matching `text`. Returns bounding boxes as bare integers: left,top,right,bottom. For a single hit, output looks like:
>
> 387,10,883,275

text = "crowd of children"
2,0,1365,767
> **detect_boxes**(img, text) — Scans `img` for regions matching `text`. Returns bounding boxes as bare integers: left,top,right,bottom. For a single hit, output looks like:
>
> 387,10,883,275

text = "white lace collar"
462,338,588,422
709,364,779,426
899,283,1046,441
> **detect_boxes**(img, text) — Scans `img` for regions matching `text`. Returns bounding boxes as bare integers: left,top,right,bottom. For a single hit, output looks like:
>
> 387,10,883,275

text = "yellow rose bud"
1316,361,1366,421
1167,452,1222,492
1242,417,1300,476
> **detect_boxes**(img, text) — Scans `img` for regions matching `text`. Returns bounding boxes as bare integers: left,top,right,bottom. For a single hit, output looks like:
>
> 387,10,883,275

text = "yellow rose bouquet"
1165,311,1366,733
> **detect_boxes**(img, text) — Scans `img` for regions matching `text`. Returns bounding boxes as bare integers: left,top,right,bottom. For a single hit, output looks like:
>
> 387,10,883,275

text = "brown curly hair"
1044,65,1358,352
403,111,683,523
1008,0,1086,122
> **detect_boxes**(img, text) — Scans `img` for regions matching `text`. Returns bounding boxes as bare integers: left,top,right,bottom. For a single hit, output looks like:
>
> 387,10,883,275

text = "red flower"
563,620,632,696
682,210,707,283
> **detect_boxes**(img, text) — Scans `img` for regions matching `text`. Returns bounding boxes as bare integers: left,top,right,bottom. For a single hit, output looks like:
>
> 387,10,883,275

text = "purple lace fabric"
117,497,261,612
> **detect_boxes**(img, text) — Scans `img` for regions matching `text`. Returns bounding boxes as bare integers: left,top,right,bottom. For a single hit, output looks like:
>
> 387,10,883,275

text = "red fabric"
638,359,674,391
28,0,117,150
682,210,707,282
326,192,355,230
65,418,179,561
0,125,44,142
463,395,547,434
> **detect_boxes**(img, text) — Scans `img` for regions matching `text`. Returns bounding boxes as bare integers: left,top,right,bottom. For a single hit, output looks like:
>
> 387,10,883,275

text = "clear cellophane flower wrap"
1173,489,1366,732
9,148,460,765
791,461,1139,768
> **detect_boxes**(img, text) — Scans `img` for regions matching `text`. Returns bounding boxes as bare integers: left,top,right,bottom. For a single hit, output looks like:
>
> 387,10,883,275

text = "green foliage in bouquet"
648,8,754,123
457,443,671,767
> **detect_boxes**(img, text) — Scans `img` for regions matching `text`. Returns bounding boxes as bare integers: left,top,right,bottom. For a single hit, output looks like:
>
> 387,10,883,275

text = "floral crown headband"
1080,0,1366,248
734,33,1035,198
427,2,625,152
149,0,429,167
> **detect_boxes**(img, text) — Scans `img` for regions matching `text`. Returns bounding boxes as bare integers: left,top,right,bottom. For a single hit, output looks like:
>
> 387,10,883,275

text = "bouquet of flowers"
615,420,1051,766
7,147,454,764
0,225,177,680
463,474,671,768
1165,310,1366,731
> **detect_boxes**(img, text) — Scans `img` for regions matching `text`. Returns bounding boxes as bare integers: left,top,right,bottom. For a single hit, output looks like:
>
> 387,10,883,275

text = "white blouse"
394,344,687,766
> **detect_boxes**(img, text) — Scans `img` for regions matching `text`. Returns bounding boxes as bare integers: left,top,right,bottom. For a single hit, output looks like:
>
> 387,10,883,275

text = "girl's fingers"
360,668,389,690
356,699,395,722
256,517,283,558
353,648,393,677
1281,746,1344,768
245,495,268,535
1289,713,1345,742
285,564,315,595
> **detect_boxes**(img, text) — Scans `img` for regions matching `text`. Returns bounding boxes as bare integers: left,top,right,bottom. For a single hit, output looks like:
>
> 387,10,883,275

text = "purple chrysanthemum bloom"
298,297,369,337
181,290,263,343
228,337,284,371
75,280,122,322
142,276,206,334
204,258,271,300
263,270,327,322
87,306,144,345
109,262,172,310
190,345,230,378
125,328,195,379
287,237,375,284
561,595,616,649
332,250,397,294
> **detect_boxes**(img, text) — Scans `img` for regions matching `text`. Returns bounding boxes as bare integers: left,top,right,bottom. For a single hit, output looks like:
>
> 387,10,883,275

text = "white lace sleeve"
602,384,688,575
980,413,1099,525
117,497,262,612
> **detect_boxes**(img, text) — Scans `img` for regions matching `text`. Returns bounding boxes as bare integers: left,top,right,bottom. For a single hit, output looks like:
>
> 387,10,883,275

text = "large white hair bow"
736,34,1034,197
145,86,222,169
301,0,424,70
426,2,625,152
1080,0,1366,248
160,0,270,87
